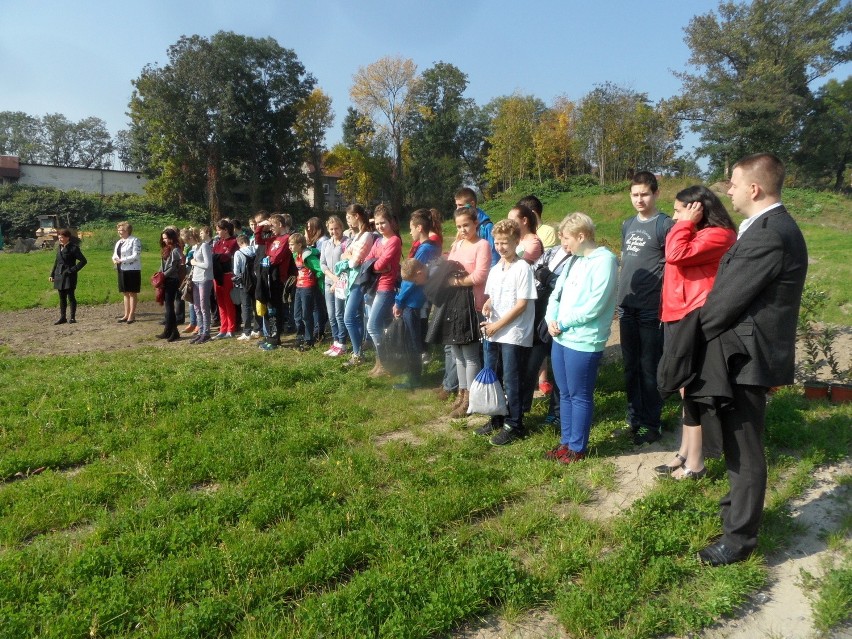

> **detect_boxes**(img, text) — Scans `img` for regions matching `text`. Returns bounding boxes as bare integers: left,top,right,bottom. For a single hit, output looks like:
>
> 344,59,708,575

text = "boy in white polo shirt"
476,219,537,446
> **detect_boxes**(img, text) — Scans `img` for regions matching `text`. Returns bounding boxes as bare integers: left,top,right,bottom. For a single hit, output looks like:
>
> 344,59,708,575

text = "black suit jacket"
698,205,807,388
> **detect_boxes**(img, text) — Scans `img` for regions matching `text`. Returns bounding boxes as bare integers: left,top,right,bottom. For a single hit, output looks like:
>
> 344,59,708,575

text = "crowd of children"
146,188,601,450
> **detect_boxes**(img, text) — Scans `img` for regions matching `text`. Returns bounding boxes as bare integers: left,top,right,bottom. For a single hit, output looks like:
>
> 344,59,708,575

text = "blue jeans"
618,306,664,432
442,344,458,392
239,287,254,336
344,285,366,356
485,341,530,432
367,290,394,348
324,288,347,345
294,287,316,345
402,307,423,384
313,287,328,340
551,343,603,454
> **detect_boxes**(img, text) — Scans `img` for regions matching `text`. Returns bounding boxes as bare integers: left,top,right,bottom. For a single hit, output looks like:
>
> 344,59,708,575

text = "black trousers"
700,384,768,554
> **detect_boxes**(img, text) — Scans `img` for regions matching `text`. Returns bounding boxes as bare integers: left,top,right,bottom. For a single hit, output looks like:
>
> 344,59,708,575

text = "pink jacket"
448,238,491,312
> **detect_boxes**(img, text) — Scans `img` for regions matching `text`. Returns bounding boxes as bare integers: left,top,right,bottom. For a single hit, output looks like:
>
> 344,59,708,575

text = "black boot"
156,329,170,338
167,328,181,342
54,317,67,325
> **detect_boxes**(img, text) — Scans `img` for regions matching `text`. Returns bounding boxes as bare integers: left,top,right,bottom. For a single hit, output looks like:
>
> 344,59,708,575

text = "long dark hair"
675,185,736,231
160,227,180,258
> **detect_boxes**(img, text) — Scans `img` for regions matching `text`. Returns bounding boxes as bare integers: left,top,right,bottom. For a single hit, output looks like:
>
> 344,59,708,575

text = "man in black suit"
695,153,808,566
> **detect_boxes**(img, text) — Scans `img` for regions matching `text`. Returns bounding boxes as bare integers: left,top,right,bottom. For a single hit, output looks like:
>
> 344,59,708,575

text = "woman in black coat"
49,228,87,324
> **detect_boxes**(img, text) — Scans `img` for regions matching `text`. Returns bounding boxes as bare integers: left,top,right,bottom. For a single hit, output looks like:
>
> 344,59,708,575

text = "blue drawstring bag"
467,367,507,416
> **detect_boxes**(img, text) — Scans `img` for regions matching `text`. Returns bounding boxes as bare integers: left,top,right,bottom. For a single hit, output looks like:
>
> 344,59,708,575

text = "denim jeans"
442,345,458,392
551,342,603,454
324,287,347,345
485,341,530,432
401,307,423,384
452,342,482,390
313,287,328,340
367,290,395,348
192,279,213,336
294,287,316,345
344,284,366,356
239,287,254,336
618,306,664,431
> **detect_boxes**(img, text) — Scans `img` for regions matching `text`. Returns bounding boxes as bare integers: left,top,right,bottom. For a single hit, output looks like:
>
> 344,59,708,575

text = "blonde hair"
559,212,596,241
288,232,306,249
116,221,132,234
401,258,426,281
492,219,520,242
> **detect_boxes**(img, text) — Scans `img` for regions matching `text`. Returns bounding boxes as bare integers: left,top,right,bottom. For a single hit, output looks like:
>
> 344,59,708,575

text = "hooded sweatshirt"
545,246,617,352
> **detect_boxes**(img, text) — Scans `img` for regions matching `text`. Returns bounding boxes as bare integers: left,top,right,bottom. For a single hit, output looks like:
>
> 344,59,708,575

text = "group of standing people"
47,151,807,567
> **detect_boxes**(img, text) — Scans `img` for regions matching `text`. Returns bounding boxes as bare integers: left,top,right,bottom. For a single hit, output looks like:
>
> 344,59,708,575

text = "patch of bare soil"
0,300,179,356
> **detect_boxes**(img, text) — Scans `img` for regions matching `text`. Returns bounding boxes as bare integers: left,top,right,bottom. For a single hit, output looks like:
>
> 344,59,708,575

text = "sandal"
676,465,707,480
654,453,686,476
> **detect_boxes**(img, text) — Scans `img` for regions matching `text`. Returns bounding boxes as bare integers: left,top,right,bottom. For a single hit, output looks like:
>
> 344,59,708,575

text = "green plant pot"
803,381,830,400
829,383,852,404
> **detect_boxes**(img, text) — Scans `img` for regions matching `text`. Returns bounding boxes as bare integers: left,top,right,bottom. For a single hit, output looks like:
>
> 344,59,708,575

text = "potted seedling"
798,286,830,400
820,325,852,404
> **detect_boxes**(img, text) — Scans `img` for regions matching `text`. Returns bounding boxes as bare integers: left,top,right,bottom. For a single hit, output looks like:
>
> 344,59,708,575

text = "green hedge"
0,185,207,240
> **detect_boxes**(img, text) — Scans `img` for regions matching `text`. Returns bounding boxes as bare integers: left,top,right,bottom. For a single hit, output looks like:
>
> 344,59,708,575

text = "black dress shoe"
117,318,127,323
54,318,67,325
69,318,77,324
697,542,752,566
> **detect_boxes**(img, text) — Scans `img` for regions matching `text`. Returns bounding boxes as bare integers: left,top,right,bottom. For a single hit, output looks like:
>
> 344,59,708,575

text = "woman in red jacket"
656,185,736,479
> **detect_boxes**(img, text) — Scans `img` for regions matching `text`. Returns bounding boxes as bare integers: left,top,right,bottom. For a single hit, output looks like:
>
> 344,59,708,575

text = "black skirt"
118,269,142,293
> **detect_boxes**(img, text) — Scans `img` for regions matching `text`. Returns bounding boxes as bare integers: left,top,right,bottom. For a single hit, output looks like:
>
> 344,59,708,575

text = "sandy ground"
1,303,850,638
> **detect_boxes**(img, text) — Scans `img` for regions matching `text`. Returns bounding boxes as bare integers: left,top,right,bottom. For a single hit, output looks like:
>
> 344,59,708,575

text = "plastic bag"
377,317,412,377
467,367,507,416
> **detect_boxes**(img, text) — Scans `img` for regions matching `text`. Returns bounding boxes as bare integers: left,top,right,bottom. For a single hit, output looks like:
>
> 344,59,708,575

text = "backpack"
242,254,256,294
532,252,576,343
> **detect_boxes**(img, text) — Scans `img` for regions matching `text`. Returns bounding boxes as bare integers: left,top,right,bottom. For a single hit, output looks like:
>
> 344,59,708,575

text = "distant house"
0,155,148,195
303,162,347,212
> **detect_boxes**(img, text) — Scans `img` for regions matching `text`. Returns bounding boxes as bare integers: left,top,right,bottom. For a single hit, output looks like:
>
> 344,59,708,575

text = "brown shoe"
368,360,388,378
435,386,457,402
449,389,469,418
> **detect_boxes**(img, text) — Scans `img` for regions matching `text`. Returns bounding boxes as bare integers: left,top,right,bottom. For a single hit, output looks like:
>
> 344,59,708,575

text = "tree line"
1,0,849,222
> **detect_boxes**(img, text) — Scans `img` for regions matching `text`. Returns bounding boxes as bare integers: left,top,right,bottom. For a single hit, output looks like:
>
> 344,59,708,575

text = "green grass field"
1,186,850,638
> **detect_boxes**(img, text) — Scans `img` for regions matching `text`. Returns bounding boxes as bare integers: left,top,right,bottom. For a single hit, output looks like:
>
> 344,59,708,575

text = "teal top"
544,246,618,352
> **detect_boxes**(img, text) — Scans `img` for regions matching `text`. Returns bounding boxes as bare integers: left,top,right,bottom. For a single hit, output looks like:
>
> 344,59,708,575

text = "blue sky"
1,0,848,159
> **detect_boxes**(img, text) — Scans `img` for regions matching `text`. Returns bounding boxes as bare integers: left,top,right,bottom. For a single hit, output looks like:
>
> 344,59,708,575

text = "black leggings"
59,288,77,320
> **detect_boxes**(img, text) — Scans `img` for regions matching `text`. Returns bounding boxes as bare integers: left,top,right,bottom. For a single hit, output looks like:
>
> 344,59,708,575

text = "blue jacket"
395,241,441,309
477,208,499,266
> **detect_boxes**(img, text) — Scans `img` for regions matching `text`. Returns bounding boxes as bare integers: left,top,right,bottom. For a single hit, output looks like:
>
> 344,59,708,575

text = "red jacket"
256,231,293,282
661,221,737,322
368,235,402,292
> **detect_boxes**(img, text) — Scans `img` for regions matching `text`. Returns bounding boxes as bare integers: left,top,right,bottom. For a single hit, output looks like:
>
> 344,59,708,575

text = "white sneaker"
237,333,251,341
328,344,344,357
323,341,338,356
250,331,261,339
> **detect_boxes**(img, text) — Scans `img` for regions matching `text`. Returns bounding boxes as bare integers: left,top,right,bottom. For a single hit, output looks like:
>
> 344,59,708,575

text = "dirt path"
1,305,850,638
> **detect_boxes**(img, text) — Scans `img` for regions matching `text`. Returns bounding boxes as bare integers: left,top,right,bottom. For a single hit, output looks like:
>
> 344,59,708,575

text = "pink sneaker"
328,344,344,357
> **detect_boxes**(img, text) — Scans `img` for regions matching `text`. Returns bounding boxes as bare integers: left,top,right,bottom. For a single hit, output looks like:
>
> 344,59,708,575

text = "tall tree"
406,62,470,208
295,88,335,211
0,111,41,161
575,83,677,184
484,94,545,191
533,96,579,181
129,31,314,220
795,77,852,190
677,0,852,175
350,55,418,213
